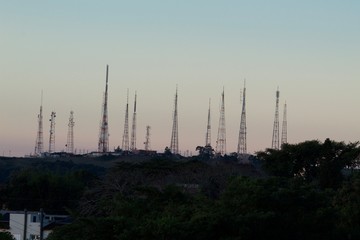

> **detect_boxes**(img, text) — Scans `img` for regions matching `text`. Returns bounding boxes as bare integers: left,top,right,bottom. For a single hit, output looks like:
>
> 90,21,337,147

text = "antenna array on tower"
237,80,247,154
66,111,75,154
205,99,211,146
170,87,179,154
98,65,110,153
216,88,226,155
30,66,289,158
272,88,280,150
122,89,130,151
281,102,287,146
34,92,44,156
48,111,56,153
144,125,151,151
130,91,137,151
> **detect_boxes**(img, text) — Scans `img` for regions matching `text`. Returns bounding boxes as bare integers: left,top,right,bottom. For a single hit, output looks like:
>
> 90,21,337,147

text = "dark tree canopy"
257,138,360,188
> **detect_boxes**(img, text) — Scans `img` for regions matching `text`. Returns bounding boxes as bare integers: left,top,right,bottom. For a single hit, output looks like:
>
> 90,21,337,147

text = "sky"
0,0,359,157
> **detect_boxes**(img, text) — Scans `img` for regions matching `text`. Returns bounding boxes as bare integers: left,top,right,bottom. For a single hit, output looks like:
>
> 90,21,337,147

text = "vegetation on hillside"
1,138,360,239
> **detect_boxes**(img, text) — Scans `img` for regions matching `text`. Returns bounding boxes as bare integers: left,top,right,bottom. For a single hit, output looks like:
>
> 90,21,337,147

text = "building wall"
10,213,41,240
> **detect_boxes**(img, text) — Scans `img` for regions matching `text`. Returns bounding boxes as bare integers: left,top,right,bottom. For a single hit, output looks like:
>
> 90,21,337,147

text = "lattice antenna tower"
205,98,211,146
216,88,226,155
48,111,56,153
237,79,247,154
144,125,151,151
170,86,179,154
281,101,287,146
122,89,130,151
271,87,280,149
98,65,110,153
34,91,44,156
130,91,137,151
66,111,75,154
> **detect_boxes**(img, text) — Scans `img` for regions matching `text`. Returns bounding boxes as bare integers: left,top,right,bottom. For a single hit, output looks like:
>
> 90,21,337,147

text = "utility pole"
23,209,27,240
39,208,44,240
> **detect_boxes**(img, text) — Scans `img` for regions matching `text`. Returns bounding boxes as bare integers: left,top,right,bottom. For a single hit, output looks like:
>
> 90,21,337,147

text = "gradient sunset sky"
1,0,359,157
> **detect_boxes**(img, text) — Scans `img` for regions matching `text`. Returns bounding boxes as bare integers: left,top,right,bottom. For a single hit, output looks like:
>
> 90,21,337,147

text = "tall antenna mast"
130,91,137,151
272,87,280,149
98,65,109,153
170,86,179,154
281,101,287,146
66,111,75,154
34,91,44,156
122,89,130,151
205,99,211,146
48,111,56,153
216,88,226,155
144,125,151,151
237,79,247,154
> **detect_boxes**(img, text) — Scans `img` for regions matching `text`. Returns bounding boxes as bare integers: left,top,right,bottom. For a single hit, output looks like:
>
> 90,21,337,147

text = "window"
31,215,37,223
30,234,40,240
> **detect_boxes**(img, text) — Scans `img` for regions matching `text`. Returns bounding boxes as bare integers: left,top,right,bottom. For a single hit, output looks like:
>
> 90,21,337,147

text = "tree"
333,173,360,239
258,139,360,188
3,168,93,212
0,232,15,240
196,145,214,160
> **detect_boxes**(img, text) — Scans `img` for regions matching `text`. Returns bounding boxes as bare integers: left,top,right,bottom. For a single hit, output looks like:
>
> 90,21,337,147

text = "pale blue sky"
0,1,359,156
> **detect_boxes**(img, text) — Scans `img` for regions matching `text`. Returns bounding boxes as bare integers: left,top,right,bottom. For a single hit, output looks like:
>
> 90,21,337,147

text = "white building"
0,210,69,240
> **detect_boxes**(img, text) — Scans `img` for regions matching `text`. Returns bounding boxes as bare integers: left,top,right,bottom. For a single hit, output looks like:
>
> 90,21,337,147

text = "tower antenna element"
48,111,56,153
144,125,151,151
281,101,287,146
66,111,75,154
98,65,109,152
170,86,179,154
205,99,211,146
216,87,226,155
237,79,247,154
34,91,44,156
271,87,280,149
122,89,130,151
130,91,137,151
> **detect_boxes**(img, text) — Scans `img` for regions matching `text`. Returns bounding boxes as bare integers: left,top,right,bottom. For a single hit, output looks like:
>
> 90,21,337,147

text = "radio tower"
34,92,44,156
281,101,287,146
144,125,151,151
271,88,280,150
98,65,109,153
48,111,56,153
122,89,130,151
237,80,247,154
205,99,211,146
66,111,75,154
170,86,179,154
216,88,226,155
130,91,137,151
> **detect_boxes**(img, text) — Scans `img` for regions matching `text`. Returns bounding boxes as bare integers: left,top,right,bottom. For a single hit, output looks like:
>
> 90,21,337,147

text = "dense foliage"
1,139,360,239
0,232,15,240
46,174,360,240
0,168,95,213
